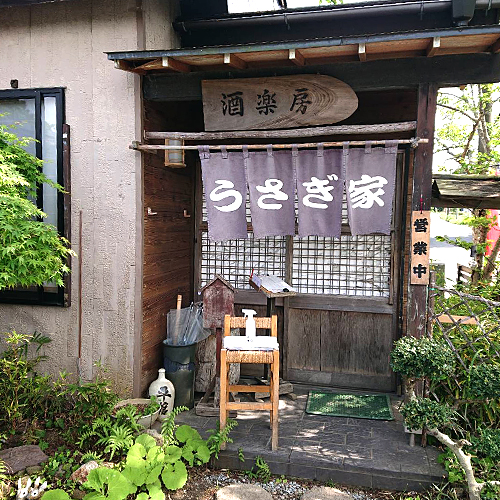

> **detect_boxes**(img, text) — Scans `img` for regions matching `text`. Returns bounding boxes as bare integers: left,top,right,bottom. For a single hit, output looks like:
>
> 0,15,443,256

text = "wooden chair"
220,314,279,450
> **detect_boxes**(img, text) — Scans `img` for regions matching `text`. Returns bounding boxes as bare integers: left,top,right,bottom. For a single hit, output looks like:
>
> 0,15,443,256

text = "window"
0,88,68,306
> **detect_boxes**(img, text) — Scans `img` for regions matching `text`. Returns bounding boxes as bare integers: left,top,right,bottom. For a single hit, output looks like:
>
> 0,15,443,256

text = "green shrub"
469,365,500,400
401,398,456,431
472,428,500,462
390,336,456,381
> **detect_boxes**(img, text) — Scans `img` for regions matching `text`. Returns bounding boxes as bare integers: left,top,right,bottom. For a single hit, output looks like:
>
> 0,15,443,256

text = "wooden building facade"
2,0,498,397
107,1,500,396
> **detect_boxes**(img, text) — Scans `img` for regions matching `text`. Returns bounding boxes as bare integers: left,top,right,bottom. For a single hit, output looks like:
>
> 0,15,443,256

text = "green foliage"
116,397,160,420
0,329,120,456
83,415,234,498
80,452,103,464
42,491,72,500
401,398,456,431
468,364,500,400
175,425,211,466
161,406,188,446
246,456,271,483
42,449,78,490
238,447,245,463
77,411,142,460
390,336,456,382
472,428,500,462
0,123,73,289
206,419,238,459
0,330,52,429
83,468,134,500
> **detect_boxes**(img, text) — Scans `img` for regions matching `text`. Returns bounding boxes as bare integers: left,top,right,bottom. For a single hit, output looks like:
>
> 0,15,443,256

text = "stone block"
0,446,48,474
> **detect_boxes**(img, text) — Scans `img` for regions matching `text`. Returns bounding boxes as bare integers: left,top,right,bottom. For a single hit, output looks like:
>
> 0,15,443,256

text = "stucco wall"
0,0,177,395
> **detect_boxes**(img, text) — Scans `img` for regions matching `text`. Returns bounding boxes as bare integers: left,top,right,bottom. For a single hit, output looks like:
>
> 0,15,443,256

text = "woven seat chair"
220,314,279,450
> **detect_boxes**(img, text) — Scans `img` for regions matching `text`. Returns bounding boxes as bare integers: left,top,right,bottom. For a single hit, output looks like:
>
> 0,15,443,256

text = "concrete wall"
0,0,178,395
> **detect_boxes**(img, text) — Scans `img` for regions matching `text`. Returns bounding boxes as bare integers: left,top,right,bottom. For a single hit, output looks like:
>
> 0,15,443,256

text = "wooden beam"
426,37,441,57
288,48,305,66
144,53,500,101
407,83,438,338
436,314,478,325
145,121,417,140
113,59,145,75
489,36,500,54
223,53,247,70
134,58,163,71
358,43,367,62
162,57,190,73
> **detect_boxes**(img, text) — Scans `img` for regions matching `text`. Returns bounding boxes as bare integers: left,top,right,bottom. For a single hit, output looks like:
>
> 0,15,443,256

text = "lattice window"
200,233,286,290
292,235,391,296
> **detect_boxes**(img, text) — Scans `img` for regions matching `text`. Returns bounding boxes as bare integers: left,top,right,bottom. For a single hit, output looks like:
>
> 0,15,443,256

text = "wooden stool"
220,314,279,450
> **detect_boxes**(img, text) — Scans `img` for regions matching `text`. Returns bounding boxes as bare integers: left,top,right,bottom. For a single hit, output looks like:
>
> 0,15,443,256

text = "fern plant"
246,456,271,483
97,424,134,460
80,451,103,464
161,406,188,445
206,419,238,459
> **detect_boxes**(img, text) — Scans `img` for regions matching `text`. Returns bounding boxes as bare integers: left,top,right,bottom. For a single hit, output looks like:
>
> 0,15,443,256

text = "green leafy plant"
83,467,134,500
175,425,211,467
42,491,72,500
246,456,271,483
161,406,189,445
471,428,500,463
238,447,245,463
392,336,500,500
78,414,139,460
80,452,103,464
0,122,73,289
115,397,160,420
401,398,456,432
206,419,238,459
468,365,500,400
0,330,52,430
390,336,455,398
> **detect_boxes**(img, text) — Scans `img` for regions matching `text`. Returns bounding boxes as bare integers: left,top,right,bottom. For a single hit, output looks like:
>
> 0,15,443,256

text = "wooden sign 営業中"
202,74,358,132
410,210,431,285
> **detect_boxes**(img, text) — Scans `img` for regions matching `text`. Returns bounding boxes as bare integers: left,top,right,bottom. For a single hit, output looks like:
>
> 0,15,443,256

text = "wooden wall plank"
140,100,195,395
320,311,394,377
287,309,321,371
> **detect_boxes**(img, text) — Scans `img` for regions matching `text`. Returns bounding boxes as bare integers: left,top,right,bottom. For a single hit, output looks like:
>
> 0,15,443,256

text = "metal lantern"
164,138,185,168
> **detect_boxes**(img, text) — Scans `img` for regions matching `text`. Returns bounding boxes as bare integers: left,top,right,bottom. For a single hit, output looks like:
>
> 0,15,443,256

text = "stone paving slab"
302,486,353,500
216,484,272,500
174,384,446,493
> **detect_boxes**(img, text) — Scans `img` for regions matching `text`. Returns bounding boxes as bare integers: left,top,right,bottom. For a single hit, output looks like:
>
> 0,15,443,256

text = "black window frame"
0,87,68,307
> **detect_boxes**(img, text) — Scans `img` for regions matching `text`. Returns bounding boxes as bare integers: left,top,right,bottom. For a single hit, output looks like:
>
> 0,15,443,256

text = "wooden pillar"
407,83,438,338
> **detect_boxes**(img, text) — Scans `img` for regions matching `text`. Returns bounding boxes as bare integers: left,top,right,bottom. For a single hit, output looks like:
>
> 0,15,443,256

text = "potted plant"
113,396,160,429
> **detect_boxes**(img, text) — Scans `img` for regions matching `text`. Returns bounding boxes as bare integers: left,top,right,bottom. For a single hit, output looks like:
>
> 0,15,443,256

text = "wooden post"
407,83,438,338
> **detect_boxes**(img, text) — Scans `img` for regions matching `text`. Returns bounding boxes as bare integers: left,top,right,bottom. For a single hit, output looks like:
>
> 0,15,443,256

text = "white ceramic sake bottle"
148,368,175,419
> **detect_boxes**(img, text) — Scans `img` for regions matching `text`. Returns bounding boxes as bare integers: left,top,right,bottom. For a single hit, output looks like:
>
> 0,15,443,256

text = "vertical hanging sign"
410,210,431,285
246,148,295,239
295,147,344,238
200,146,248,242
345,142,398,236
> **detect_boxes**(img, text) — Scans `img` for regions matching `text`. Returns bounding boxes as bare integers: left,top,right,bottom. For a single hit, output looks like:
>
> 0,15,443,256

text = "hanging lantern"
164,138,185,168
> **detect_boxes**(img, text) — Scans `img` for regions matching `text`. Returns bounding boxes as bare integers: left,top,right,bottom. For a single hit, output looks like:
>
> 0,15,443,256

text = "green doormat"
306,391,394,420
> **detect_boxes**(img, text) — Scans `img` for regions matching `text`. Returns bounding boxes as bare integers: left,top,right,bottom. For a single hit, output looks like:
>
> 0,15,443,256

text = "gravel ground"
205,471,410,500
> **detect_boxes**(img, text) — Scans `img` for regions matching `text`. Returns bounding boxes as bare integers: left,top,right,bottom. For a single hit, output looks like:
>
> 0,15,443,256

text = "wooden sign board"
410,211,431,285
202,74,358,131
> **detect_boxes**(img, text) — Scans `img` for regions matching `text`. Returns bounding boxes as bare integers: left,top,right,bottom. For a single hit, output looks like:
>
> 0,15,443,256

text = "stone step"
216,484,272,500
